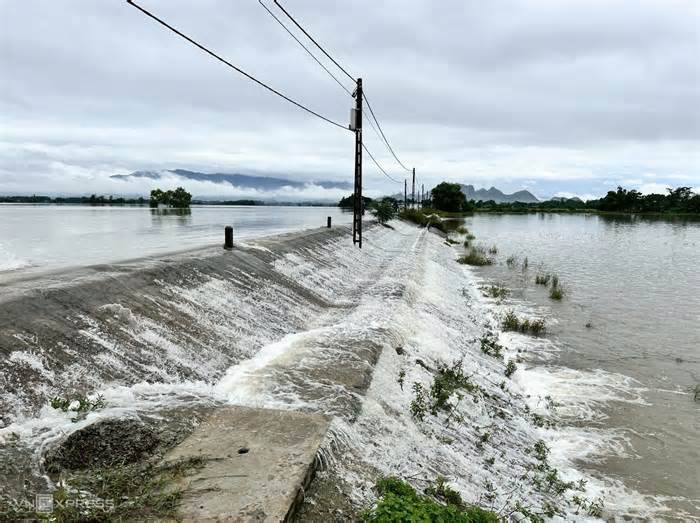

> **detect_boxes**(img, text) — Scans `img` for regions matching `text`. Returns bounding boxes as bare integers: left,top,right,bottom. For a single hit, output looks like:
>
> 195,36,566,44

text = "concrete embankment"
1,220,633,521
0,223,424,520
0,226,351,424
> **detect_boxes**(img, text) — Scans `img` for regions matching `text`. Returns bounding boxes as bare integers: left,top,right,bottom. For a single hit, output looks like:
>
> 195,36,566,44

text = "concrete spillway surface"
0,221,678,520
163,406,328,522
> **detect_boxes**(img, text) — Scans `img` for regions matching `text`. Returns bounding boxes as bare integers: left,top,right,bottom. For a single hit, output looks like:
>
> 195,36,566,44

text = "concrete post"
327,216,332,228
224,226,233,249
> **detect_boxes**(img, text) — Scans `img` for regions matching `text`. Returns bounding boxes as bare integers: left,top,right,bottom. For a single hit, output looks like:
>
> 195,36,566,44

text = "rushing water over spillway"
0,215,698,520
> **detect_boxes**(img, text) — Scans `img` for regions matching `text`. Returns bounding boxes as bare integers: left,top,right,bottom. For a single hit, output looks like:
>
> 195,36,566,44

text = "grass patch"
458,247,493,266
6,456,205,521
410,361,480,421
362,476,498,523
502,310,546,336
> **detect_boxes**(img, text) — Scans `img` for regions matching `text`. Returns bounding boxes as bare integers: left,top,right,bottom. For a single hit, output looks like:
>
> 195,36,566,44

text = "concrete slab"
162,406,329,522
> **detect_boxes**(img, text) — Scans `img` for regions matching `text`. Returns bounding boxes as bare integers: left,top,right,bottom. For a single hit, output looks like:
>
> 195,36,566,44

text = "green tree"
372,198,397,224
149,189,164,208
338,193,373,209
149,187,192,208
170,187,192,208
430,182,467,212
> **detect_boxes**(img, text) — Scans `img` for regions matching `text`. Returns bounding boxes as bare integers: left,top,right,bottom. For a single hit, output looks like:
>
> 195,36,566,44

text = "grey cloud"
0,0,698,196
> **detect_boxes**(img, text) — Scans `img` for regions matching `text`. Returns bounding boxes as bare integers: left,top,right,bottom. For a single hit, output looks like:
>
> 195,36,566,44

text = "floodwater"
0,204,352,274
0,211,698,520
462,212,700,517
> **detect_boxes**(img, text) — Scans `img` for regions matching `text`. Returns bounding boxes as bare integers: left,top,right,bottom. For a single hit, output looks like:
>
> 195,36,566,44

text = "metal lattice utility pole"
352,78,363,248
404,179,407,209
411,168,416,208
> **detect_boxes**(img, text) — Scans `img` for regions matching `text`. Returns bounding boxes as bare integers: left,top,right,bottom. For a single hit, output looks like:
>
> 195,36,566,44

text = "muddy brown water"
463,212,700,517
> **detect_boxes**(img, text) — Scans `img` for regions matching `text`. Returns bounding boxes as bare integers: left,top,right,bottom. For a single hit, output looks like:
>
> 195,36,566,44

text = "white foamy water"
1,220,696,520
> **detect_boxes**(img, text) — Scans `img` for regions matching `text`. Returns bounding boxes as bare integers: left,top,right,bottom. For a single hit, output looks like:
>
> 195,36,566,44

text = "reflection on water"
464,213,700,516
150,208,192,226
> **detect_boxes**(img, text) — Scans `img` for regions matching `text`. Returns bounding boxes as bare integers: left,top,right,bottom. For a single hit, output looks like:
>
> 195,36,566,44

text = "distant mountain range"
460,184,539,203
111,169,352,191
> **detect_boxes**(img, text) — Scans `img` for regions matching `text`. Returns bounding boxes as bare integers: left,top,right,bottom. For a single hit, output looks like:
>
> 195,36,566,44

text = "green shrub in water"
502,311,546,336
458,247,493,266
535,273,551,285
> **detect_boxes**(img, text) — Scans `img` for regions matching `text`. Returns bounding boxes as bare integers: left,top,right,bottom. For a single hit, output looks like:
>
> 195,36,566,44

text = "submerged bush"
480,333,504,359
488,245,498,255
502,311,546,336
410,361,480,421
50,394,106,414
504,360,517,378
363,476,498,523
506,255,517,268
549,286,564,300
458,247,493,266
483,284,509,299
535,273,551,285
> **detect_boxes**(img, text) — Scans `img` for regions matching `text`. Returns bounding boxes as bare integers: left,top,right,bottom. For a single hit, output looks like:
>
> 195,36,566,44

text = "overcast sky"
1,0,699,200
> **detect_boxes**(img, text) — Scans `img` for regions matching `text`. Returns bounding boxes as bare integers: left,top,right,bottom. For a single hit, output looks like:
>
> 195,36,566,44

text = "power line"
258,0,353,97
362,143,402,184
363,91,412,172
126,0,348,131
273,0,355,83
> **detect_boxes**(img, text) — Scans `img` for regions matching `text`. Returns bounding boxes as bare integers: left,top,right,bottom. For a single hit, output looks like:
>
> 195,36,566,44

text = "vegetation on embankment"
1,413,209,521
399,208,448,233
362,476,498,522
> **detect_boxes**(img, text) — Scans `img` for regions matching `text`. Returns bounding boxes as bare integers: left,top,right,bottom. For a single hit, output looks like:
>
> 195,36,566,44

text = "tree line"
338,184,700,216
472,186,700,214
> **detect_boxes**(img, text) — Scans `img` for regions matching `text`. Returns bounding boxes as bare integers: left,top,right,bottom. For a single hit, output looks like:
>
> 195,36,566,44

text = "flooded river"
463,213,700,518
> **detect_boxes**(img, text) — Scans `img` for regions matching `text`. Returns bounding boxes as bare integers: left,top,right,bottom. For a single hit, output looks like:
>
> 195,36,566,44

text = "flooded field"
0,204,352,274
460,213,700,518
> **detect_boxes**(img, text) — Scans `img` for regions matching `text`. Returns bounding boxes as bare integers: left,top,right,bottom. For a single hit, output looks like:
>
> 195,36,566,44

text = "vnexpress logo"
35,493,54,513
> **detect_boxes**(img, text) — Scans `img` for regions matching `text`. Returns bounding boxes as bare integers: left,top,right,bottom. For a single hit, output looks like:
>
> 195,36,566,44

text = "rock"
43,418,159,472
395,346,405,355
